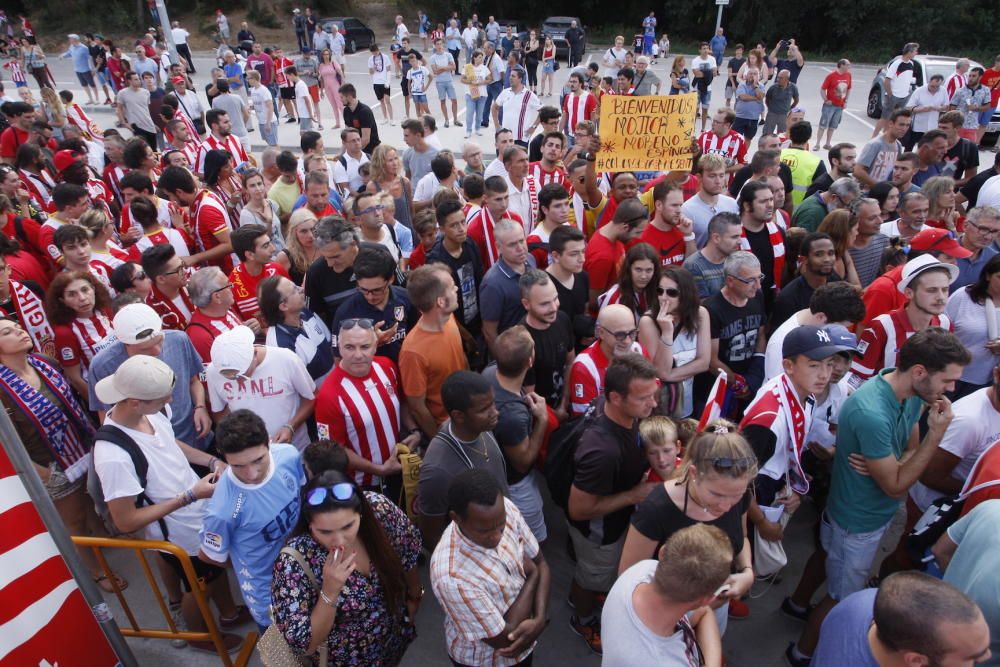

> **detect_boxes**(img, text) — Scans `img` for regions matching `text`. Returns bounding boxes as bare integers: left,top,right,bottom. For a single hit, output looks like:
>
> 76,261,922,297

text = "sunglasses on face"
599,325,639,342
306,483,355,505
657,287,681,297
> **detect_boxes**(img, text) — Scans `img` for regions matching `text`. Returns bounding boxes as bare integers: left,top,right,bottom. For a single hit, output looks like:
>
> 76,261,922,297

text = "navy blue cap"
782,325,844,360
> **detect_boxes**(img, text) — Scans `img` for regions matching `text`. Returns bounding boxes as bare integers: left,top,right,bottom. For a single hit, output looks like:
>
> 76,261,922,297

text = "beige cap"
95,355,176,404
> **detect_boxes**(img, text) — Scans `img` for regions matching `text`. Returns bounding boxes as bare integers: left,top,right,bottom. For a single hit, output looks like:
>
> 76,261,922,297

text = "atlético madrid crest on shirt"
394,306,405,322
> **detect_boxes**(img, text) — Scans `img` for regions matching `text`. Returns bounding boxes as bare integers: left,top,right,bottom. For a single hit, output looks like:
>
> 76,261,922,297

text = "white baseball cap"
112,304,163,345
95,355,176,404
897,254,960,293
210,325,256,374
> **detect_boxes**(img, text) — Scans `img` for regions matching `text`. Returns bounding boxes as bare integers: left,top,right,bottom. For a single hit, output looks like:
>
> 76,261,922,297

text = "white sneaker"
169,602,187,648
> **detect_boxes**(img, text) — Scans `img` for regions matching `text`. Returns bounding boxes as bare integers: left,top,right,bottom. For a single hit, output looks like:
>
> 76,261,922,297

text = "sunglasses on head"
340,318,374,332
306,483,355,506
657,286,680,297
705,456,756,471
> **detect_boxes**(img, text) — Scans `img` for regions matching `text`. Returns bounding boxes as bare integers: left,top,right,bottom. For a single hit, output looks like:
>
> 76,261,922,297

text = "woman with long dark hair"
946,252,1000,398
271,470,422,665
597,242,660,322
638,267,711,418
869,181,900,223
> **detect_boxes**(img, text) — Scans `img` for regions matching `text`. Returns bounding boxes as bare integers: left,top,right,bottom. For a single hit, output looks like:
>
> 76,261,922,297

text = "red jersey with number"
229,262,289,321
315,357,402,486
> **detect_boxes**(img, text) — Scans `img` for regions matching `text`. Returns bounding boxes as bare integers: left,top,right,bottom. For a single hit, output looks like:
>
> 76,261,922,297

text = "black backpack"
544,399,599,510
93,424,169,539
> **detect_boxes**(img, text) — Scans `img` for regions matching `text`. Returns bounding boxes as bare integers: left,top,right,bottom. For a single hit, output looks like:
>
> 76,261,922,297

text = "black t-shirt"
528,133,544,163
942,138,980,181
630,482,751,561
343,102,381,154
775,58,803,83
522,310,573,406
570,410,646,544
304,258,357,328
204,82,220,108
704,290,765,375
484,366,533,486
961,168,999,207
552,271,589,321
805,171,834,199
729,163,794,199
398,48,422,75
426,237,484,336
743,224,780,313
727,56,746,83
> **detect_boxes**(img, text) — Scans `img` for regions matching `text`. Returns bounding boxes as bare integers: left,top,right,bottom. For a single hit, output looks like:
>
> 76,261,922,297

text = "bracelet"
683,233,696,242
194,405,207,411
660,337,673,347
181,488,196,506
739,565,753,573
319,590,336,607
281,423,294,434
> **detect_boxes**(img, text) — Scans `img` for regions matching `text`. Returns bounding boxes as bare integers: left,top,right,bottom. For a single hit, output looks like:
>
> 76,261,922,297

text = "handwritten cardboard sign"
596,93,698,172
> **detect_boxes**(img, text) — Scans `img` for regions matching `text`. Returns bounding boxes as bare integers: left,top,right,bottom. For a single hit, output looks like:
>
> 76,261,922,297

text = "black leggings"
526,62,539,88
131,125,158,150
449,48,461,74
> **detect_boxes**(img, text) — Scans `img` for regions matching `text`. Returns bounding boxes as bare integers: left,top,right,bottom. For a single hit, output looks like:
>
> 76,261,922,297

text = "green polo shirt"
827,369,924,533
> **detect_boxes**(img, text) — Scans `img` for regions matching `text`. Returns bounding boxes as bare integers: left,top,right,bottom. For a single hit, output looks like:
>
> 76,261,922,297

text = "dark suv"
319,17,375,53
542,16,584,60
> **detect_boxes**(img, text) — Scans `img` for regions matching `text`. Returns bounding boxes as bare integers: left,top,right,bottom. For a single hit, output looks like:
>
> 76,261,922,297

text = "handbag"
257,547,330,667
752,470,793,578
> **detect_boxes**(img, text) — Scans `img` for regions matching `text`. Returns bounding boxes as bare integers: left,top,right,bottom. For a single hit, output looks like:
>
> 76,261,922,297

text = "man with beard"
804,143,857,198
786,329,969,667
847,197,890,288
519,269,574,421
769,233,839,332
737,181,784,315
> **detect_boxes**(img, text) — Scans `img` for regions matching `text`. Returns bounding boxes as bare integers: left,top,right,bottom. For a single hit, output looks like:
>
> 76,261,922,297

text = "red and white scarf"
6,280,56,357
146,284,194,331
65,102,103,143
740,221,785,289
745,373,811,494
19,168,56,212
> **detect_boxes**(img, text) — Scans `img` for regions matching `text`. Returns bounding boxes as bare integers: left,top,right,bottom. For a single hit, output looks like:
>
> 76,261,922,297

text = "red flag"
697,371,728,432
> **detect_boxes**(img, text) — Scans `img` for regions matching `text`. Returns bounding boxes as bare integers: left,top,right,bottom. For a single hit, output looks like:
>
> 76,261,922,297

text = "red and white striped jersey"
85,259,117,295
569,339,646,415
195,133,249,175
562,91,598,138
229,261,289,321
120,194,175,236
191,189,238,273
19,168,56,212
467,206,525,269
697,129,748,166
84,178,114,220
3,60,26,84
596,284,624,311
848,307,953,390
53,311,113,370
946,73,967,101
128,227,191,261
314,357,402,486
187,309,243,362
528,162,572,190
102,163,127,204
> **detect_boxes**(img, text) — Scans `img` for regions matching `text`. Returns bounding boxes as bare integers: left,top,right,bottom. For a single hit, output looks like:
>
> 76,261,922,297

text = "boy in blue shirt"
199,409,305,630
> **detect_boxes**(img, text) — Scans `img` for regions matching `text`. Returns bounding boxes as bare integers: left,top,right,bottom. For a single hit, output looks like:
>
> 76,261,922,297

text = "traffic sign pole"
715,0,729,33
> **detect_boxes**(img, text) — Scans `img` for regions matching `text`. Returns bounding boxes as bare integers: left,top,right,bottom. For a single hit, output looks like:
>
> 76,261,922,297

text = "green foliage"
248,6,282,29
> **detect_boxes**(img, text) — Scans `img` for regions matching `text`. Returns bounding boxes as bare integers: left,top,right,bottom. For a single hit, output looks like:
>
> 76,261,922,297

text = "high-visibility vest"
781,147,823,207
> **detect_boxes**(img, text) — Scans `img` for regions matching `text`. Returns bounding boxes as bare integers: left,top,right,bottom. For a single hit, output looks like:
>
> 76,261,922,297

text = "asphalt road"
35,46,918,667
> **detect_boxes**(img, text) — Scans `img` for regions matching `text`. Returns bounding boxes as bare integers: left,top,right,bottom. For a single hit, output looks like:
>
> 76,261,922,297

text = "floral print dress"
271,492,422,666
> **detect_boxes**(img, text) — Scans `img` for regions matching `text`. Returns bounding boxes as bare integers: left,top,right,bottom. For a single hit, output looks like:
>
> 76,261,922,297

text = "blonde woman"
40,87,67,140
818,210,861,287
922,175,964,232
276,207,318,285
669,55,689,95
618,420,757,632
366,144,413,230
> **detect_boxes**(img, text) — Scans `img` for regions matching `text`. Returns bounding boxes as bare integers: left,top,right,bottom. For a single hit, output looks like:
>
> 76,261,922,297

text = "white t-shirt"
886,58,917,98
691,56,717,75
332,151,370,194
368,53,390,85
879,219,907,237
414,171,444,202
406,65,430,95
206,346,316,449
93,410,206,555
601,559,699,667
249,84,274,124
172,28,190,45
906,85,950,132
603,46,628,75
807,379,850,450
764,309,806,380
910,387,1000,511
293,79,312,119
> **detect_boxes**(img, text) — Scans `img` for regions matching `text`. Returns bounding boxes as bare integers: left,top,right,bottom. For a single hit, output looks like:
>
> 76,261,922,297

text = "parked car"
867,54,999,146
319,17,375,54
542,16,585,61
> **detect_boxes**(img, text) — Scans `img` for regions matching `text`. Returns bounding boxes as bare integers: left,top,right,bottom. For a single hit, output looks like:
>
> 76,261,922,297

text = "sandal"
218,605,252,629
94,572,128,593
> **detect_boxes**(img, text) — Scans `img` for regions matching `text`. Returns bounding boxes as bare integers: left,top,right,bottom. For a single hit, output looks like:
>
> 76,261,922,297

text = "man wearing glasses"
186,266,245,363
700,251,767,408
89,303,212,450
331,245,417,364
207,325,315,449
953,206,1000,290
568,303,671,416
142,244,195,331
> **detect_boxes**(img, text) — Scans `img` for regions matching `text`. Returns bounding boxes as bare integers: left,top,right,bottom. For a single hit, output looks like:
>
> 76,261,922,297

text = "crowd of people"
3,7,1000,667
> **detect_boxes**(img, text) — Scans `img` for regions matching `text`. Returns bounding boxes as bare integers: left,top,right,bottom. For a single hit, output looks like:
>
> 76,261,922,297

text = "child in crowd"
641,416,684,483
407,207,438,271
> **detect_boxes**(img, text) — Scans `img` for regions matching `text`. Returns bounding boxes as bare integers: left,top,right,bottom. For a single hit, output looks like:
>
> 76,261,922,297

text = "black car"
319,17,375,54
542,16,585,60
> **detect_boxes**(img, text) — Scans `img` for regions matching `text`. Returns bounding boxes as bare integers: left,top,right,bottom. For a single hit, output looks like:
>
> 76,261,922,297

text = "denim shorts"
698,88,711,107
76,70,96,87
436,80,457,100
819,102,844,129
820,511,889,601
412,93,428,104
979,109,995,126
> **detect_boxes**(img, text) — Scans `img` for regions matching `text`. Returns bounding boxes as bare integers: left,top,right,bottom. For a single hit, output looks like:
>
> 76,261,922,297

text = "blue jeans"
465,94,486,133
482,81,503,127
732,116,759,140
267,83,279,115
820,511,890,601
259,120,278,146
